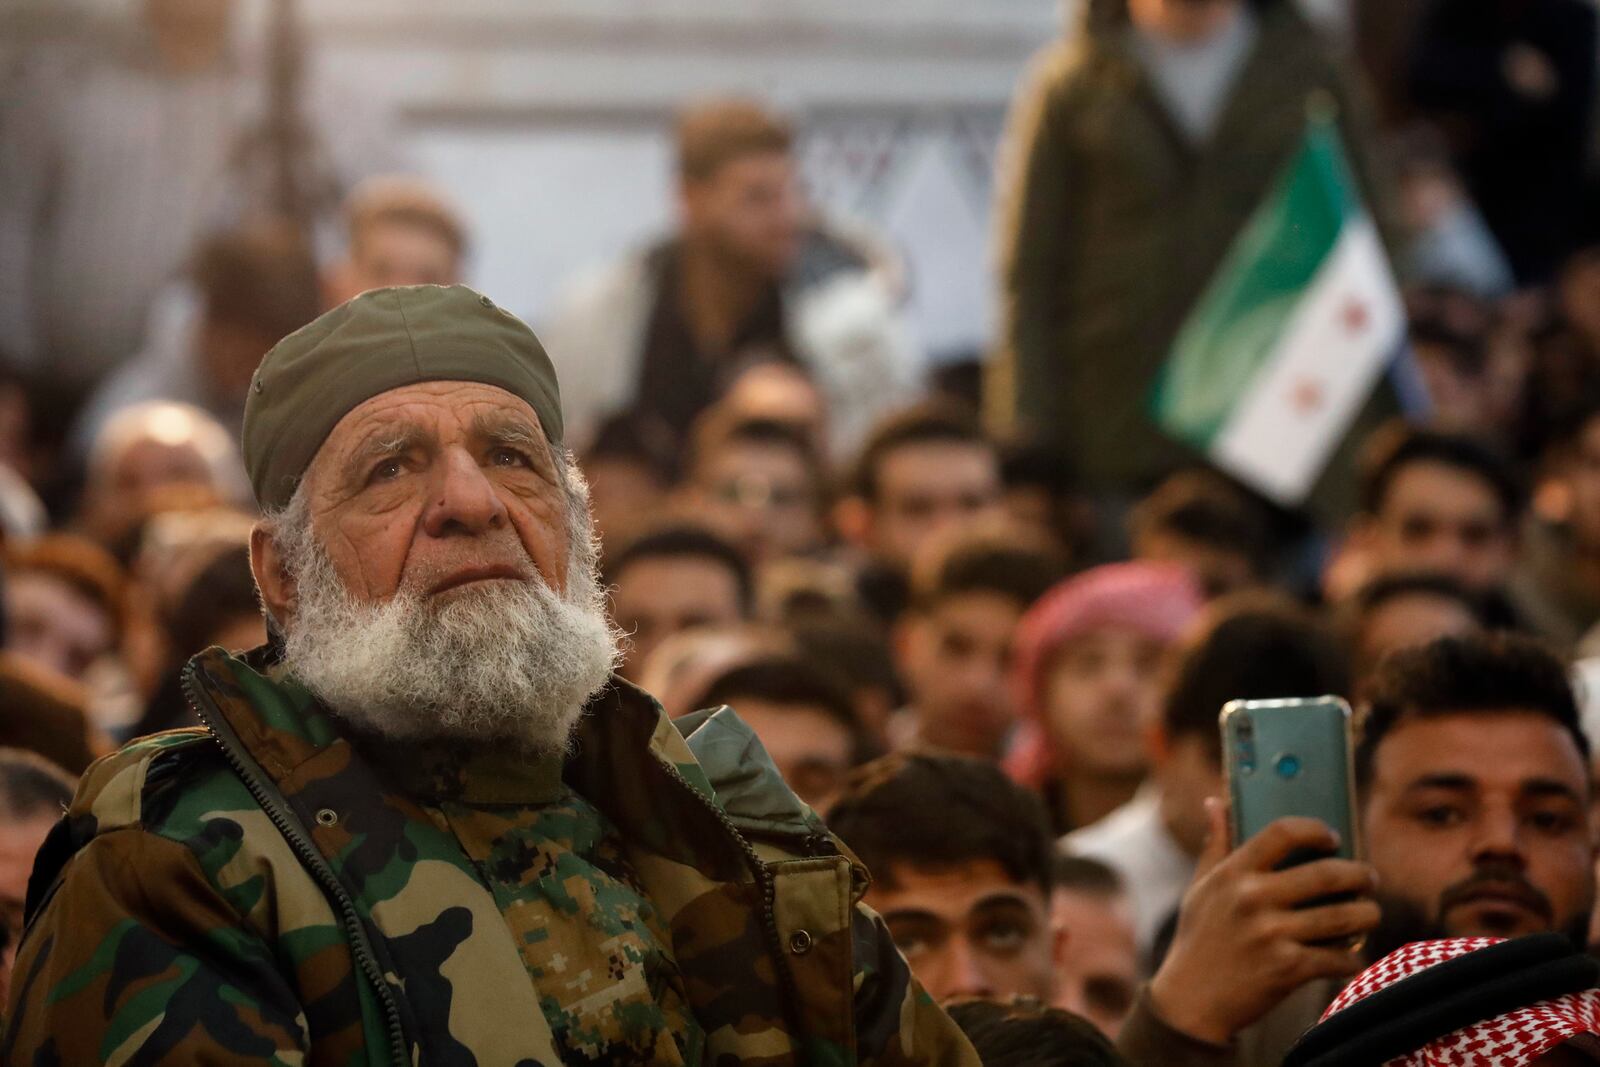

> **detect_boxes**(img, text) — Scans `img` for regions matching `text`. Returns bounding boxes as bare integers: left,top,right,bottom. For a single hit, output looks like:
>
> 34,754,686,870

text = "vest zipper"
182,662,411,1067
651,757,806,1043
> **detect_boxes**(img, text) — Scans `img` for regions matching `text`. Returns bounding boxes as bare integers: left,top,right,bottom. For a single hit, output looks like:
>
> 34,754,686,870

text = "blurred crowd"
10,0,1600,1062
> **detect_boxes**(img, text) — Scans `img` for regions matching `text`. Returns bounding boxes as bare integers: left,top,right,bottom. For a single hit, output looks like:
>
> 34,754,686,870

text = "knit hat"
242,284,563,511
1283,935,1600,1067
1002,562,1202,788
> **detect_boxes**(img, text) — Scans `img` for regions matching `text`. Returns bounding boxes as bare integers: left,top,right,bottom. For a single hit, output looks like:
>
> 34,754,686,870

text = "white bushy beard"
271,466,620,755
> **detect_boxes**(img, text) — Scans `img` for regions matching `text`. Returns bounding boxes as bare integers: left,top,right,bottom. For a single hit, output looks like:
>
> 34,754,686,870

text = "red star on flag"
1290,378,1325,414
1341,298,1369,335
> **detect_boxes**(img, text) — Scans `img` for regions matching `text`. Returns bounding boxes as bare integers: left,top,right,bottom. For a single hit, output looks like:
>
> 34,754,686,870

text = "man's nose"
1424,535,1468,574
422,448,509,537
944,939,995,1001
1469,804,1527,867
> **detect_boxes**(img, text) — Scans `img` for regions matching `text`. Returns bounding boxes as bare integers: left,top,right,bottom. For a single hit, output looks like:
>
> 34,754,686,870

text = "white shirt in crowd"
1062,784,1196,959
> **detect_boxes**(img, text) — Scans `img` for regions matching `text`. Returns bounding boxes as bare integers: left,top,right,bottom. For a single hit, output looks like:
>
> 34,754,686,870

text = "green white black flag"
1150,120,1401,506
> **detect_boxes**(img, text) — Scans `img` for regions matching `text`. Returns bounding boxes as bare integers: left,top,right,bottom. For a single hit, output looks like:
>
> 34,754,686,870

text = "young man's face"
681,151,803,279
1364,460,1515,593
6,572,115,682
730,697,854,809
896,592,1023,758
1354,592,1481,685
868,858,1058,1003
1042,628,1165,779
1411,340,1491,434
609,555,746,679
691,441,821,563
867,443,1002,570
1362,710,1596,957
1051,887,1139,1038
328,219,462,307
581,456,668,545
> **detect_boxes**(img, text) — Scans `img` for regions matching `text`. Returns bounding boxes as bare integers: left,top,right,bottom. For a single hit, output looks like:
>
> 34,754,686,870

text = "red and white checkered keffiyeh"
1320,938,1600,1066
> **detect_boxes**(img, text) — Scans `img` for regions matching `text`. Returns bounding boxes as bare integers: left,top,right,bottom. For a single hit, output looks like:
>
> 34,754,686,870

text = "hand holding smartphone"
1148,697,1377,1045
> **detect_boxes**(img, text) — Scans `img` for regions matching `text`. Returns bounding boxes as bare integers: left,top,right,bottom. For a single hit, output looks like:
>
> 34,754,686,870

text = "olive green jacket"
2,646,977,1066
991,0,1395,520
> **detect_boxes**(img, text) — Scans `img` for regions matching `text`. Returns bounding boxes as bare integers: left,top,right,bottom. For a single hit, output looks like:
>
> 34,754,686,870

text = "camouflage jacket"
3,647,978,1066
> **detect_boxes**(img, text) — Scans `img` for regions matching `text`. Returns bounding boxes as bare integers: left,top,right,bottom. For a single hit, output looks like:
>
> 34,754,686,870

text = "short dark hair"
1350,571,1488,625
603,525,754,614
908,525,1066,613
1355,634,1588,789
191,220,321,340
999,440,1078,497
1052,854,1125,898
945,999,1128,1067
1358,423,1522,524
848,403,995,503
826,753,1055,896
788,616,904,710
582,412,680,487
1163,593,1350,744
167,545,261,658
676,98,793,183
0,748,74,821
1406,288,1492,378
1542,383,1600,460
697,654,865,756
688,413,821,489
1130,469,1275,569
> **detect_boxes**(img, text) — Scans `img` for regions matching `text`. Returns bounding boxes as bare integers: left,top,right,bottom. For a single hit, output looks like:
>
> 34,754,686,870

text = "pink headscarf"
1002,561,1203,789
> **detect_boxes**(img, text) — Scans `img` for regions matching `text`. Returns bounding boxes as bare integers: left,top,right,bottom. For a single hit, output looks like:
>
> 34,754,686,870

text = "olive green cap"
242,284,563,511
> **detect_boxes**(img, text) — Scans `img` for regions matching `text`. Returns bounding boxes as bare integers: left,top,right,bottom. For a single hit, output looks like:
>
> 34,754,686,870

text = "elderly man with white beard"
0,285,978,1066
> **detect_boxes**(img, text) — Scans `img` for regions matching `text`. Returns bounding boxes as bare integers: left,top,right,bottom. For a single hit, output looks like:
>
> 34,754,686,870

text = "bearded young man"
1116,633,1597,1067
1,285,976,1066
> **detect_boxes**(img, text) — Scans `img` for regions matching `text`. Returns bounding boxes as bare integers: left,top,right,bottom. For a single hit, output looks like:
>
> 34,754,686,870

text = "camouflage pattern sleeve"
851,903,982,1067
3,827,311,1066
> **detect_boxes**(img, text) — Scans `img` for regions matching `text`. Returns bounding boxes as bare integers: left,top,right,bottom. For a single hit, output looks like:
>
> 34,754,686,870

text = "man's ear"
250,524,296,627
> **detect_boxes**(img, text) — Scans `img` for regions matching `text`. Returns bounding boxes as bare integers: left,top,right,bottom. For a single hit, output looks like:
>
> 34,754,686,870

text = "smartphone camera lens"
1234,717,1256,773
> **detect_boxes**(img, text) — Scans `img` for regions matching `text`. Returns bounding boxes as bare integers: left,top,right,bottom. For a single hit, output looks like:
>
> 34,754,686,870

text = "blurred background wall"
2,0,1069,367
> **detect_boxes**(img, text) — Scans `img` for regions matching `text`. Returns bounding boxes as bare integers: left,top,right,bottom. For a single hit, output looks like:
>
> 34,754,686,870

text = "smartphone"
1220,696,1358,866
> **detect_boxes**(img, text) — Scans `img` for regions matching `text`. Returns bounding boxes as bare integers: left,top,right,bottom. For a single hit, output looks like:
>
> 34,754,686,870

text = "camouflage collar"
192,646,828,853
353,735,566,805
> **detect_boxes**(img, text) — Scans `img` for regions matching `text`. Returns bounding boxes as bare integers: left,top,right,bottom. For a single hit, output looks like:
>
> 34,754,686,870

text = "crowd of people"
8,0,1600,1063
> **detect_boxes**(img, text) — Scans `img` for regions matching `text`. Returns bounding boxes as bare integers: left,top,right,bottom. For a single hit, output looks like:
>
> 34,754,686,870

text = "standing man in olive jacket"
992,0,1393,528
1,284,977,1066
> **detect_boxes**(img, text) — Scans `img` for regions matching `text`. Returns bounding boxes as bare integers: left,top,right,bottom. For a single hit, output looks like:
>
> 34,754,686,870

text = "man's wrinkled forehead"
308,380,553,489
